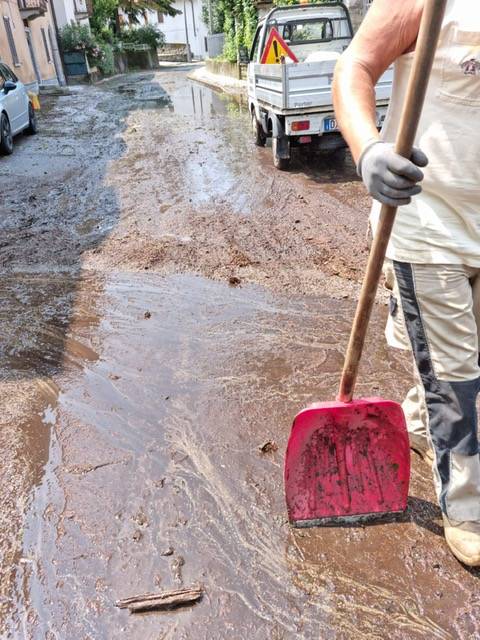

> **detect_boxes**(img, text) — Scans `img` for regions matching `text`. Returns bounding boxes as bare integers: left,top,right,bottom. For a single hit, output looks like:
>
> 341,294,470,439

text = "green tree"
90,0,119,34
90,0,179,35
209,0,256,62
120,0,179,24
201,0,225,34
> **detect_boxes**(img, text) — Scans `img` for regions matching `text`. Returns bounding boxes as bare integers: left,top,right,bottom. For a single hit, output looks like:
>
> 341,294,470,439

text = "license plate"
323,117,338,132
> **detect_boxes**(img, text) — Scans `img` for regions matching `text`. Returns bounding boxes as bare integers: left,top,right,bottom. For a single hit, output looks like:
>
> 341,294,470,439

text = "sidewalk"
188,65,247,96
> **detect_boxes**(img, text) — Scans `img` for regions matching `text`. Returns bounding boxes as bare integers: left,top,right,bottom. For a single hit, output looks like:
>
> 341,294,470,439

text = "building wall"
1,0,34,79
51,0,89,28
0,0,60,89
32,13,60,84
155,0,208,59
51,0,75,27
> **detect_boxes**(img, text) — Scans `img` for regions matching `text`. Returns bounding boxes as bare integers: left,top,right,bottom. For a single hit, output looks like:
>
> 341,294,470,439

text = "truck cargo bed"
252,61,393,115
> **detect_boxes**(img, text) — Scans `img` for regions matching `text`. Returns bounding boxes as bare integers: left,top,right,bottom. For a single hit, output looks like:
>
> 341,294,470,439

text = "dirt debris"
259,440,279,454
115,586,203,613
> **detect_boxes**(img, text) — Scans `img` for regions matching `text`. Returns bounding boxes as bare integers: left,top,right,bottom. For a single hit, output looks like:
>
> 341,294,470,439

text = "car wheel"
26,103,38,135
251,110,266,147
0,113,13,155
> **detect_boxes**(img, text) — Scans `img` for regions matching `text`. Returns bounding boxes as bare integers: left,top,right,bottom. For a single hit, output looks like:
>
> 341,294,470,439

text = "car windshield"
282,19,333,44
265,12,352,62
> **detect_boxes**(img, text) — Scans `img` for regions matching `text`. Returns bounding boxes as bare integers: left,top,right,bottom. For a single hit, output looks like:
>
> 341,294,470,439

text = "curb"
188,67,247,97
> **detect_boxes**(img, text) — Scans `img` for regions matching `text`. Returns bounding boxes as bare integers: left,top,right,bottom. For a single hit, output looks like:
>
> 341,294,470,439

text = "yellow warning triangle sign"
260,27,299,64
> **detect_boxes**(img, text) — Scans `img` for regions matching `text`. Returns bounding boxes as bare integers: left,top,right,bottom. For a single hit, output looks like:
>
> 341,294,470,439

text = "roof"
259,3,349,26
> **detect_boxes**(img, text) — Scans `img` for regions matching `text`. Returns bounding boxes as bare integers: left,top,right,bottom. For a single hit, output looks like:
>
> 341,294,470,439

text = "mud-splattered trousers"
384,261,480,523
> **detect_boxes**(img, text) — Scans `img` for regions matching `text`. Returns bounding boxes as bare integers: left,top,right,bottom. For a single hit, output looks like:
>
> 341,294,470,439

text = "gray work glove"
358,141,428,207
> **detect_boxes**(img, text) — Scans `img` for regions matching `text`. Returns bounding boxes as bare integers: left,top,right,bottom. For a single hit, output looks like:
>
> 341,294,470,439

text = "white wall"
52,0,77,28
152,0,208,59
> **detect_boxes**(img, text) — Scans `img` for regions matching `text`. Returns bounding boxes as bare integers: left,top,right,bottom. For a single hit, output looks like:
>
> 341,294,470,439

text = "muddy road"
0,66,478,639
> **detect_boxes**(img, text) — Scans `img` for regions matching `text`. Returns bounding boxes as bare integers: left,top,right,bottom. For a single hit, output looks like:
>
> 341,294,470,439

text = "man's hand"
358,142,428,206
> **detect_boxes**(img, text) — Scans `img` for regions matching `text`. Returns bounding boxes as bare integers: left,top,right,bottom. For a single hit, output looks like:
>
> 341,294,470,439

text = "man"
333,0,480,566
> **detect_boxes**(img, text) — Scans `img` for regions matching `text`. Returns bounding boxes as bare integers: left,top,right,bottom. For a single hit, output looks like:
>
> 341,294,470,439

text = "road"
0,65,478,639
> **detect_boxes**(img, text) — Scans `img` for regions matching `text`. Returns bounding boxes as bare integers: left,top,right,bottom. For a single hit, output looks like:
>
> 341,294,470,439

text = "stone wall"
206,59,245,80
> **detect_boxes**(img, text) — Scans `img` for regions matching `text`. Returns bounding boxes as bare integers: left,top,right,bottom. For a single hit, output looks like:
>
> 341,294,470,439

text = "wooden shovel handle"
337,0,448,403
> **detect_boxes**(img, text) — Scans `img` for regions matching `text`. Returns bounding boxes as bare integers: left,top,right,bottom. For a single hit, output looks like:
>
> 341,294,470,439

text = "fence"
206,33,225,59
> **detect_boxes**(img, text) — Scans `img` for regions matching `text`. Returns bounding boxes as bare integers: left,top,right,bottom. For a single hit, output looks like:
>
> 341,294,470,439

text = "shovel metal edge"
290,509,407,528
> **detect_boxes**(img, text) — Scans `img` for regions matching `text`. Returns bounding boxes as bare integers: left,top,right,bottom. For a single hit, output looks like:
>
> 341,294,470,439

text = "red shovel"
285,0,447,527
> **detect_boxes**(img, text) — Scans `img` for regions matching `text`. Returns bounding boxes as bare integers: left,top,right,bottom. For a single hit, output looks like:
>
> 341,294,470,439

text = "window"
282,19,334,45
157,11,164,23
3,17,20,66
41,27,52,63
250,26,262,62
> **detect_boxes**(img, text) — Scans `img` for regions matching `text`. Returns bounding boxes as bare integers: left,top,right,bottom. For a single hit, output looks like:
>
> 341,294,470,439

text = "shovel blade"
285,398,410,526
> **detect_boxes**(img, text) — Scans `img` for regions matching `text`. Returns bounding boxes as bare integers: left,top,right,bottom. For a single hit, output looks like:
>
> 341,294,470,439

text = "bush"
97,27,116,44
59,23,96,52
60,21,116,76
119,24,165,49
220,0,257,63
97,43,115,75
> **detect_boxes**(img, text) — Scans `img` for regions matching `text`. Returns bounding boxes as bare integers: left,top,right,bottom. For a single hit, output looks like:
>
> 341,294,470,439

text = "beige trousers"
384,261,480,522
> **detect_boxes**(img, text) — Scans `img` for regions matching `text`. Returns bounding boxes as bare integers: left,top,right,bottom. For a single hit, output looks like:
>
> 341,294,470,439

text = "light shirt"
371,0,480,265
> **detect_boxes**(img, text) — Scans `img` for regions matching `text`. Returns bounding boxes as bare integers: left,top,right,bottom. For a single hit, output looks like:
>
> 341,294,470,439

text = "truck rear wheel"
272,136,290,170
251,110,266,147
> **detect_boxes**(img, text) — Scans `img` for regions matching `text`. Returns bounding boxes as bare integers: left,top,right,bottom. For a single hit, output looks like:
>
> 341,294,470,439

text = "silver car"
0,62,37,155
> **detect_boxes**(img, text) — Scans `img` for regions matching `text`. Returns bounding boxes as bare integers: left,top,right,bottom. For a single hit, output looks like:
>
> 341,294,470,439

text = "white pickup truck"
247,2,392,169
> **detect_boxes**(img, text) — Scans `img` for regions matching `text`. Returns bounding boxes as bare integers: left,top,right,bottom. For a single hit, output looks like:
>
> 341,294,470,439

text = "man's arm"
333,0,423,163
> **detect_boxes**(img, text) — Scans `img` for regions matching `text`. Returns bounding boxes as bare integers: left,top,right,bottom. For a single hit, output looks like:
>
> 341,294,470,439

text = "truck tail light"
291,120,310,132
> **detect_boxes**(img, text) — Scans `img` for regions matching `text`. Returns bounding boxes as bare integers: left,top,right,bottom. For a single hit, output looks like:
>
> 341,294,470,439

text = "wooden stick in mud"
115,587,203,613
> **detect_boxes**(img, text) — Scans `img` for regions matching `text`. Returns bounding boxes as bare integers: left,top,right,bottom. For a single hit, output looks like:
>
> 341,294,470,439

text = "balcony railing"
18,0,48,19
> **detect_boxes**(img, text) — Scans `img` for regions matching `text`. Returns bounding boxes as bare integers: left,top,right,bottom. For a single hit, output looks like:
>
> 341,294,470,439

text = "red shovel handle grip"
337,0,448,403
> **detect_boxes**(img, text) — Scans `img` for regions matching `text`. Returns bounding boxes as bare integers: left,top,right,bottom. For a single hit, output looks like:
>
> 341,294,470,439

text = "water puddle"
117,80,173,108
109,77,253,214
115,75,244,117
3,271,475,638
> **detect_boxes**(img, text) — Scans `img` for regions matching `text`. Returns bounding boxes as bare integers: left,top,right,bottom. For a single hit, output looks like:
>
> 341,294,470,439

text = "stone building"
150,0,208,59
0,0,64,90
51,0,89,29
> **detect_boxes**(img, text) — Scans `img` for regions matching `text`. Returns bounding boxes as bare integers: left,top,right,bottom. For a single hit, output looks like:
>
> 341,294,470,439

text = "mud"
0,67,478,638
